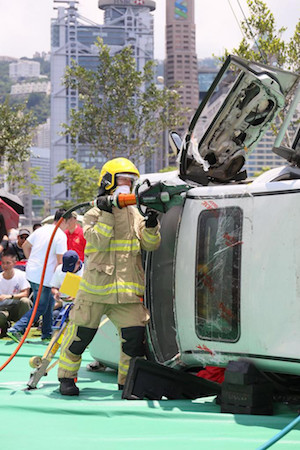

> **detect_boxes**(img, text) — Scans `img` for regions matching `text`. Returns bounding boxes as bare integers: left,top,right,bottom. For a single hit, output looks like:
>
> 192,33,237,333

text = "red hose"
0,217,63,372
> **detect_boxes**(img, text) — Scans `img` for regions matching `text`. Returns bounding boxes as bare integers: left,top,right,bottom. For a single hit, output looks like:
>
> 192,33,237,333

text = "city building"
9,60,40,80
50,0,156,209
164,0,199,165
30,147,51,220
33,118,51,148
10,81,50,96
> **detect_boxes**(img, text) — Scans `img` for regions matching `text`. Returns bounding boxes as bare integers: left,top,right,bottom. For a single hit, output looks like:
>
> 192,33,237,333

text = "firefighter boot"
59,378,79,396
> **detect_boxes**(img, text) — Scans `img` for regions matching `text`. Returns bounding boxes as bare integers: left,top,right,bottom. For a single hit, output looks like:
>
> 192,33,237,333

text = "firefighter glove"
97,196,112,213
145,209,158,228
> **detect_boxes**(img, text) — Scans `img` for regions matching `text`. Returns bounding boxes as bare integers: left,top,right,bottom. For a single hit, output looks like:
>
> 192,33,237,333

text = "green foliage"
228,0,299,71
0,98,41,195
10,92,50,125
62,39,187,165
53,159,99,209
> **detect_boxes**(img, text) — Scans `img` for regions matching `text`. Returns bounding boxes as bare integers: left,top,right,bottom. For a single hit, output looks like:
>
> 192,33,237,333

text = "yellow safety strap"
58,323,82,373
142,231,160,245
94,222,113,237
79,279,144,296
85,238,140,254
119,361,129,376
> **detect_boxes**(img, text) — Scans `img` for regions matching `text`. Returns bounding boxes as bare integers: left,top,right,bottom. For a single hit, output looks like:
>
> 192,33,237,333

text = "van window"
195,207,242,342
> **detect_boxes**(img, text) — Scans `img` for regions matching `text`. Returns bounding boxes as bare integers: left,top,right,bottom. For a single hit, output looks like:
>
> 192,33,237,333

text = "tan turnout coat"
76,206,160,304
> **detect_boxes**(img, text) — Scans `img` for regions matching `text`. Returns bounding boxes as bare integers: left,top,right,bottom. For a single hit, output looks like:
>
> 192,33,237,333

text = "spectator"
65,212,86,261
5,229,30,262
33,223,42,232
50,250,84,320
7,209,68,343
0,252,31,337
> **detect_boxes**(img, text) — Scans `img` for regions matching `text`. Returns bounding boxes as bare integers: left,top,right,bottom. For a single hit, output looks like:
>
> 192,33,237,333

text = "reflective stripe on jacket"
77,205,160,304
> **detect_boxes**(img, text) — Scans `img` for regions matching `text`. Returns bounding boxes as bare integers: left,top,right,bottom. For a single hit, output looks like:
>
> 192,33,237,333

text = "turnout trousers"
58,299,150,385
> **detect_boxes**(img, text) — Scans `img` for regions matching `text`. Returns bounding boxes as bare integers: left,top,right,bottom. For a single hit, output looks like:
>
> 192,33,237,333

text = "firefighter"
58,157,161,395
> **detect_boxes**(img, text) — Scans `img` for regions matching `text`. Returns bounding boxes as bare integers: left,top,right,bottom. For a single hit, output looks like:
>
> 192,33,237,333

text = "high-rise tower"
165,0,199,128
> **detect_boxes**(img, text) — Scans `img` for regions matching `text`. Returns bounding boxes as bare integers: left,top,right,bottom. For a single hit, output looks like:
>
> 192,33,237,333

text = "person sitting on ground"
0,251,31,337
50,250,84,321
65,212,86,262
7,209,68,343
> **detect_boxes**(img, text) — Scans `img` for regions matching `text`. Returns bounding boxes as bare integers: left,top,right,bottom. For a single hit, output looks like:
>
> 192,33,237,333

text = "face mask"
114,185,131,196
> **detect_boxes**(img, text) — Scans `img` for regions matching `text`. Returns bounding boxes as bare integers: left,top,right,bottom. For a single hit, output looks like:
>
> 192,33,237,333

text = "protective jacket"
77,206,160,304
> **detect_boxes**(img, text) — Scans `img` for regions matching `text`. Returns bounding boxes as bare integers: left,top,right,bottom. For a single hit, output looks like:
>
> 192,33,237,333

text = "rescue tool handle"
92,179,191,217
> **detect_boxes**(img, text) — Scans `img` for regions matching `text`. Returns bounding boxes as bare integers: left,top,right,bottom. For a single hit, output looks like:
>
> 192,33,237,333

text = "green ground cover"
0,337,299,449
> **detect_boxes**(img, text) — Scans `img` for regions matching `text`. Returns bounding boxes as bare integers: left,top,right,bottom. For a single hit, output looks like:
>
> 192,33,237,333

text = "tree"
62,39,187,165
10,92,50,125
0,99,41,195
228,0,299,72
53,159,99,210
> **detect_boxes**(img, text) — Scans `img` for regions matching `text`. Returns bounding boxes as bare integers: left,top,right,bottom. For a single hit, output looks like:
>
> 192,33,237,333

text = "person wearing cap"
0,229,30,271
65,212,86,262
10,229,30,262
58,157,161,396
50,250,84,317
7,209,68,342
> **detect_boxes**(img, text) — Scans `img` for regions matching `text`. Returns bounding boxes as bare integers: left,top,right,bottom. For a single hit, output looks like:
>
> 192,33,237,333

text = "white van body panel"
176,177,300,374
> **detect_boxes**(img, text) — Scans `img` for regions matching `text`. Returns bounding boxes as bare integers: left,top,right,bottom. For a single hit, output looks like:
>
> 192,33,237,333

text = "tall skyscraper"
50,0,155,209
165,0,199,128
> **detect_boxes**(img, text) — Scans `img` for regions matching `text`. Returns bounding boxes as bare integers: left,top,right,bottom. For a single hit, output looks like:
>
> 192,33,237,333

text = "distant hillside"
0,57,50,125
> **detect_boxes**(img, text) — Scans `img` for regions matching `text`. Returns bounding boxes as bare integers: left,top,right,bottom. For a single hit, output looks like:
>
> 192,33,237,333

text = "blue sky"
0,0,298,60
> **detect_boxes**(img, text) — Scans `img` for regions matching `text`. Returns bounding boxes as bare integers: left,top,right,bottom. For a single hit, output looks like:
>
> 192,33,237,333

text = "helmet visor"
116,173,138,182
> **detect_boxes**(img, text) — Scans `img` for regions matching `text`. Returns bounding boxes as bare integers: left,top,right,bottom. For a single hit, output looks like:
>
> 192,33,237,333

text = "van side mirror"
169,131,182,155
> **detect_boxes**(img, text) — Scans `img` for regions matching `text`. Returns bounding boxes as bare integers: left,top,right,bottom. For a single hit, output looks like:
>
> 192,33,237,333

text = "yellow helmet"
98,157,140,192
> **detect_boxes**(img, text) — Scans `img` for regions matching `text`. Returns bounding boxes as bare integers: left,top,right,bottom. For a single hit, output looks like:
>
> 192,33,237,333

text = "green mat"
0,339,299,449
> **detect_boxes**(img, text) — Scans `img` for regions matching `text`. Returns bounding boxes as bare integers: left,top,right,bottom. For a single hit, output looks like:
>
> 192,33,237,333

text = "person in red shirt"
65,212,86,261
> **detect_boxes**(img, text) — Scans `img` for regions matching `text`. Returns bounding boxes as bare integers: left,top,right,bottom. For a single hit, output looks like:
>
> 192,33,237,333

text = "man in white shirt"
0,252,31,337
7,209,68,342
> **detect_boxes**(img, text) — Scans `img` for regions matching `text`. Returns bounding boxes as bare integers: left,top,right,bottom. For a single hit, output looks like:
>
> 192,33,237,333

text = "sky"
0,0,299,60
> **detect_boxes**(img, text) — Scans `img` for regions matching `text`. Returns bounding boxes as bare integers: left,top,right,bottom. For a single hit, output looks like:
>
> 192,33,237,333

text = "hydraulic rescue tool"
91,179,191,217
